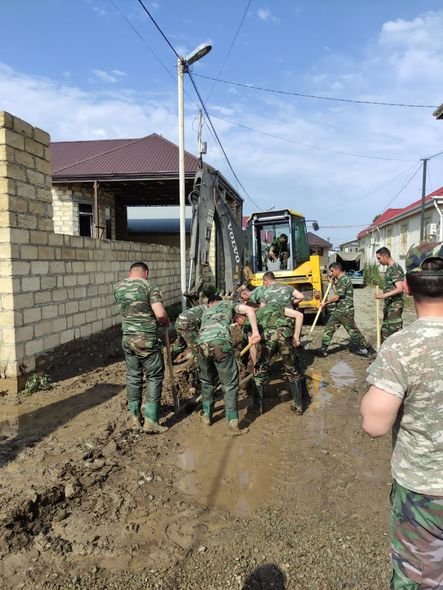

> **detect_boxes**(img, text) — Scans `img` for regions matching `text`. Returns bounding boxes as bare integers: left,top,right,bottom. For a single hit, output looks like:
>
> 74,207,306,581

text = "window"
386,226,392,250
78,203,93,237
400,223,408,256
105,207,112,239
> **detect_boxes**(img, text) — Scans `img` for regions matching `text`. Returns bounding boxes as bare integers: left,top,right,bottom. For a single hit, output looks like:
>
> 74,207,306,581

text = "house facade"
358,187,443,270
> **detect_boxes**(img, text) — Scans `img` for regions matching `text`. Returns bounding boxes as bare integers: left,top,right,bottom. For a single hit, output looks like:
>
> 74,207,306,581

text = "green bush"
363,263,384,288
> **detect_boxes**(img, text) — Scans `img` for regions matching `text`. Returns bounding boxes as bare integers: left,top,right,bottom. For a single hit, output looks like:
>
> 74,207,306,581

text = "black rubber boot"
318,345,328,358
289,381,304,415
248,381,264,415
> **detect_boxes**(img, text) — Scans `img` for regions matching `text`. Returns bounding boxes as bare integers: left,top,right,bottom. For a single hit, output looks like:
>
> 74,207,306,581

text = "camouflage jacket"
366,318,443,494
198,300,241,345
243,305,293,337
175,305,207,331
383,262,404,303
113,277,163,337
249,285,266,306
253,283,294,307
333,274,354,314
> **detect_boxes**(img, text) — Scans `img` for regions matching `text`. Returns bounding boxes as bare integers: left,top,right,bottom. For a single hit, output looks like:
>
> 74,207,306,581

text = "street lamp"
178,43,212,311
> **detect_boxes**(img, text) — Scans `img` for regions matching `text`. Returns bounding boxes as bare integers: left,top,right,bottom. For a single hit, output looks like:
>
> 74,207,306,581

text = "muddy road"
0,287,417,590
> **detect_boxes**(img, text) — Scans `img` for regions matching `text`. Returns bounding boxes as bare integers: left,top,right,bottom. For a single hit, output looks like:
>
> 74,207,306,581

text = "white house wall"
360,204,440,271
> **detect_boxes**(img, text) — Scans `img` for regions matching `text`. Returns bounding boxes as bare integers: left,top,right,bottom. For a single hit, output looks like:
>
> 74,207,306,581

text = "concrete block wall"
0,111,181,391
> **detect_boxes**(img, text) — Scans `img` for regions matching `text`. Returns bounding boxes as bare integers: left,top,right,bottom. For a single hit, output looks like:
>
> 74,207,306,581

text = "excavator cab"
243,209,324,315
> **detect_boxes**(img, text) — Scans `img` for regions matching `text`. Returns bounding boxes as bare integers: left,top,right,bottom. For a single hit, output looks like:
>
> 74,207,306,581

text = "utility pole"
419,158,429,241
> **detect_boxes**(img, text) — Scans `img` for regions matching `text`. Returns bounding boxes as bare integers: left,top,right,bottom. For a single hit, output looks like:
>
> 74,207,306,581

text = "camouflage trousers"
170,328,199,360
382,300,404,342
197,341,239,423
122,334,164,408
390,480,443,589
254,328,302,386
321,311,367,349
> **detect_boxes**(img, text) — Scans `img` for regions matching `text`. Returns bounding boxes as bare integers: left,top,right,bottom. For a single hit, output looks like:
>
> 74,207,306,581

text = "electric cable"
135,0,180,60
380,163,423,213
328,163,421,219
187,71,264,210
108,0,175,83
194,73,439,109
205,0,253,103
210,114,413,162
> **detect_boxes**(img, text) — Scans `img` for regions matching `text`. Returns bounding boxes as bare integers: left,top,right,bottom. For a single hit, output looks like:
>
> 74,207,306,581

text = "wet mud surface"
0,287,417,589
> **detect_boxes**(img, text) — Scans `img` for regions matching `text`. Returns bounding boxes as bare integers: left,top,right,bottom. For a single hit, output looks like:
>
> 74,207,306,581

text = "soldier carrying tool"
375,247,405,341
318,262,376,358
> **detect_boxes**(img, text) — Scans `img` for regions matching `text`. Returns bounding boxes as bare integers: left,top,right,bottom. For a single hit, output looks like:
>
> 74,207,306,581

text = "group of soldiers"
170,271,307,435
112,246,405,436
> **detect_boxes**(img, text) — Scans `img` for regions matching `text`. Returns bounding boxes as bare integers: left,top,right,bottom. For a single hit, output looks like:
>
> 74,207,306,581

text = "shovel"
164,328,180,412
302,281,332,346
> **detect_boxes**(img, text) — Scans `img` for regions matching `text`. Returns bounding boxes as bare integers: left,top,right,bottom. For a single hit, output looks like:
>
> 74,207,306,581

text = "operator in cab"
268,233,289,269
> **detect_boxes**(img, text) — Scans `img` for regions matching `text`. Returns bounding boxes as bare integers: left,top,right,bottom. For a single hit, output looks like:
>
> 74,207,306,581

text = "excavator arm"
186,166,244,304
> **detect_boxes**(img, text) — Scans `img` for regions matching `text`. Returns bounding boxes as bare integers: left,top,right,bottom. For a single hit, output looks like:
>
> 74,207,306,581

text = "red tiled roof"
358,187,443,239
307,231,332,248
51,133,200,179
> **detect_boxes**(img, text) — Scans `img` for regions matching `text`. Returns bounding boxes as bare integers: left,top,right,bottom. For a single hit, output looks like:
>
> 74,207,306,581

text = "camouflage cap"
406,241,443,274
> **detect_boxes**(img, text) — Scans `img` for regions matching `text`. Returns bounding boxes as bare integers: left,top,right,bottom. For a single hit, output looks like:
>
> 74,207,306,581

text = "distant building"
307,232,332,273
358,186,443,270
338,239,360,253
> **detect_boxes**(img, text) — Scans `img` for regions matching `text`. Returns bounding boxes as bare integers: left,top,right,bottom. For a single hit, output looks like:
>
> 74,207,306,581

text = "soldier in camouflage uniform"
375,247,405,341
318,262,375,357
113,262,170,434
361,241,443,589
252,304,306,415
268,234,289,269
240,277,305,413
170,304,207,361
197,295,260,435
250,271,304,308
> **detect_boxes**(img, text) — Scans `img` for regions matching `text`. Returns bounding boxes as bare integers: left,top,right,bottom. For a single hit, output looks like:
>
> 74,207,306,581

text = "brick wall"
0,112,181,391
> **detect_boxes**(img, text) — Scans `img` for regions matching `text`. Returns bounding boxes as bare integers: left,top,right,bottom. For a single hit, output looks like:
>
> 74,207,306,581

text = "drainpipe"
93,180,99,238
433,198,443,241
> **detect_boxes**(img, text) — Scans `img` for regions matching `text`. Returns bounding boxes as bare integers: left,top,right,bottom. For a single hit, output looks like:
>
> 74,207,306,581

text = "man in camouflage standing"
361,241,443,589
375,247,405,341
319,262,375,357
197,295,260,435
113,261,170,434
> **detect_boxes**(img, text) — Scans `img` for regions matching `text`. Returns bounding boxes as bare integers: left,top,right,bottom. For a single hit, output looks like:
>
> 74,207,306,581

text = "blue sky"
1,0,442,246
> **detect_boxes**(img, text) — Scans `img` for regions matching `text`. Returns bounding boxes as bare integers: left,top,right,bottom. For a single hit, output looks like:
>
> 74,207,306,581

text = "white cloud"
90,69,126,84
0,63,177,141
257,8,279,23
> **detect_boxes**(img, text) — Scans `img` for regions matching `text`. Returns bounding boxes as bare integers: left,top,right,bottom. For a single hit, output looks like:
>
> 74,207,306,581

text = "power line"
210,114,413,162
205,0,253,102
380,163,423,213
329,163,421,219
108,0,175,83
194,73,439,109
187,71,263,210
135,0,180,60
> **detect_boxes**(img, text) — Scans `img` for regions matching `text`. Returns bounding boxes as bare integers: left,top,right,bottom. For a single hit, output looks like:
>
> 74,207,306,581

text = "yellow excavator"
243,209,325,316
186,168,325,317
